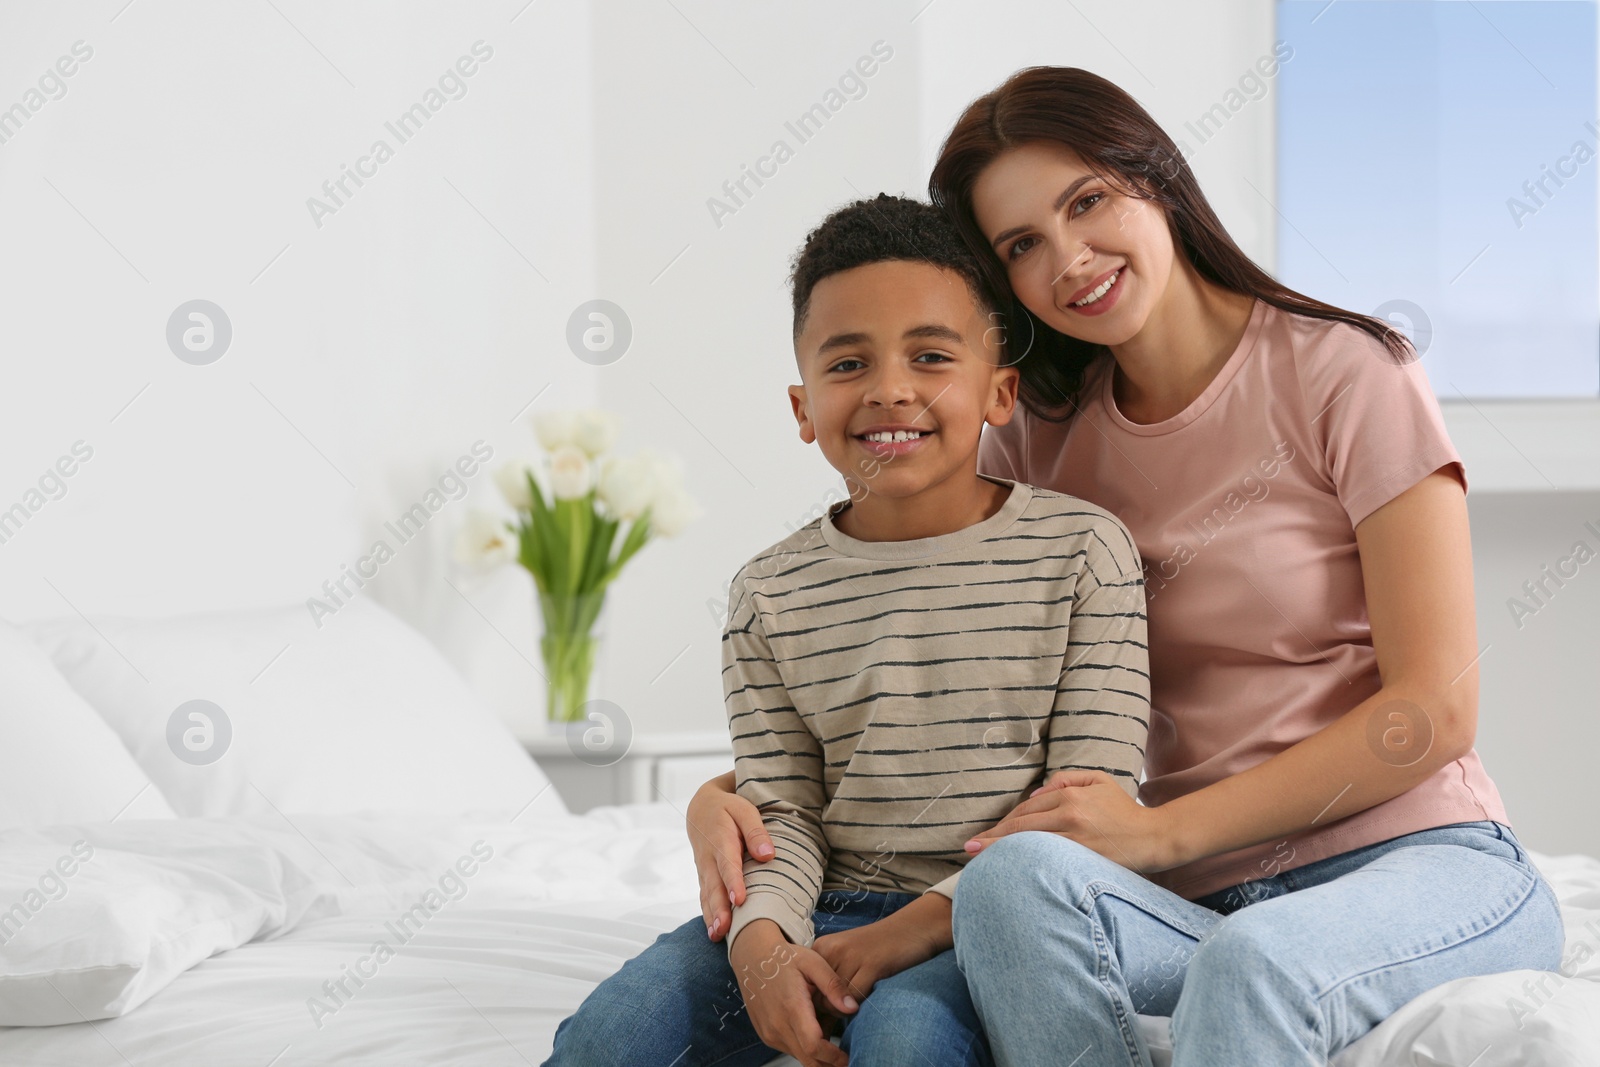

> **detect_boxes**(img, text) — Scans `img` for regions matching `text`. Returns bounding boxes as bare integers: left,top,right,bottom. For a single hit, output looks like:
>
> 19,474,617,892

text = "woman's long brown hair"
929,65,1415,421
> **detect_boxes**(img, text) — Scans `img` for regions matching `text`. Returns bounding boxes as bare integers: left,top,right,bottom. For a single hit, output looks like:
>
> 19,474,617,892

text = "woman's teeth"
862,430,927,442
1073,269,1120,307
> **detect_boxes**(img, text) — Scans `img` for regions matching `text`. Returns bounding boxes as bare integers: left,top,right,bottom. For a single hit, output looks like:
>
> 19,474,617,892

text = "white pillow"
0,822,314,1025
25,599,565,820
0,622,175,832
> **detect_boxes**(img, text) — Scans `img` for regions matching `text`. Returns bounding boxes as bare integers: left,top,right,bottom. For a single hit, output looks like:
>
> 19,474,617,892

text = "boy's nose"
862,368,919,406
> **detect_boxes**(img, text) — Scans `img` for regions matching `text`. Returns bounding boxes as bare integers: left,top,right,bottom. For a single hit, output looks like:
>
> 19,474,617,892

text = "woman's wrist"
1151,798,1202,871
692,770,736,804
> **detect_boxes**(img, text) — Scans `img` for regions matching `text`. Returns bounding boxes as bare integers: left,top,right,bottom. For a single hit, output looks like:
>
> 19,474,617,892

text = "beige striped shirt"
722,476,1151,950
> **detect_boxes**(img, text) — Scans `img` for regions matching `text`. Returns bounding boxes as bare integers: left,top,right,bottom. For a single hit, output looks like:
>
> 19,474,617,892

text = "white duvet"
2,804,1598,1066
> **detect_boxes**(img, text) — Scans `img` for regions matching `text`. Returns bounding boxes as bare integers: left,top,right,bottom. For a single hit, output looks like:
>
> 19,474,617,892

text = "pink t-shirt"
977,295,1508,901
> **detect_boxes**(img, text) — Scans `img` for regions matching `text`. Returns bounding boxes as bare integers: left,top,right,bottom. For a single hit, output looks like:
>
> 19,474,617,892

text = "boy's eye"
825,355,947,371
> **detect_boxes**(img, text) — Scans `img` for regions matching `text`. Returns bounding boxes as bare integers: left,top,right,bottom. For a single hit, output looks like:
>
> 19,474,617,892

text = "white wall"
1,0,1595,856
0,0,598,736
1468,490,1600,860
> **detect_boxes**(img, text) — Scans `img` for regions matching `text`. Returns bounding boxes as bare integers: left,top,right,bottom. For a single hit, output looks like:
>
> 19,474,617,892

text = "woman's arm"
686,771,775,941
1155,466,1479,867
966,467,1480,874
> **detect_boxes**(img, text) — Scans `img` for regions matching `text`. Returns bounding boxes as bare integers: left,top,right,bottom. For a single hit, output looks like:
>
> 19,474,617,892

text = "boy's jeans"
543,889,991,1066
953,819,1566,1066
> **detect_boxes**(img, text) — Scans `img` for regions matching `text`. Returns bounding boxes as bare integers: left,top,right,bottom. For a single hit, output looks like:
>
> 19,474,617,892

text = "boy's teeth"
1073,269,1119,306
864,430,926,442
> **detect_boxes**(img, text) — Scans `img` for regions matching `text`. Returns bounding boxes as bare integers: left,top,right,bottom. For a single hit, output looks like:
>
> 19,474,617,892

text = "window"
1276,0,1599,397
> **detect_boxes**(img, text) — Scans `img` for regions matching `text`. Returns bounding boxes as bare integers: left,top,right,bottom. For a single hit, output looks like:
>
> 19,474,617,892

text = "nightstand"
520,727,734,814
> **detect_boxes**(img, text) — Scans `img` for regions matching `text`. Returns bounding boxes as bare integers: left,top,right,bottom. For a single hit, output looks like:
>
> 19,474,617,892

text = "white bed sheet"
2,803,1597,1066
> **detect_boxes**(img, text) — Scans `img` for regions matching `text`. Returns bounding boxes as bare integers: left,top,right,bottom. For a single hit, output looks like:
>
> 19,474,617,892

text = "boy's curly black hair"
788,193,1004,343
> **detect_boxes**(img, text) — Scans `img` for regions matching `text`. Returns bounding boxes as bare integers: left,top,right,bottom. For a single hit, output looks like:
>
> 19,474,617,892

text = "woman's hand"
687,771,776,941
963,769,1181,874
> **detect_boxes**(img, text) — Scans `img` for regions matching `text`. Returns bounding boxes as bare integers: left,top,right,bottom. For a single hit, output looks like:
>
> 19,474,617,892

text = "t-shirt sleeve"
977,406,1029,483
1297,325,1467,530
721,568,828,954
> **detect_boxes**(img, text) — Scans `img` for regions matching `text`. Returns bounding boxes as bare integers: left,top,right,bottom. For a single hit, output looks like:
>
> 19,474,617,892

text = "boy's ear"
985,366,1021,428
787,384,817,444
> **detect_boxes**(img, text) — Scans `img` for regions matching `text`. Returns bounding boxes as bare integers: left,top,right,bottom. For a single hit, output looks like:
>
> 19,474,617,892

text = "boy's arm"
721,575,829,954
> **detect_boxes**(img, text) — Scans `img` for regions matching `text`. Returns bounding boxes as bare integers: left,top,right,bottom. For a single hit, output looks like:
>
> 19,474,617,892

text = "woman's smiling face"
972,140,1175,347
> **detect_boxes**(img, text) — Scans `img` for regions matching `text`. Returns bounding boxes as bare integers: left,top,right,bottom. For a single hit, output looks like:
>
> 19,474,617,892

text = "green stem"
538,591,605,722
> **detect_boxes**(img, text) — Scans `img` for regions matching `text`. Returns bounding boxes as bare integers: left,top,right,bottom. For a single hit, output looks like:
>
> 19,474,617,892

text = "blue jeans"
544,889,992,1066
952,820,1565,1066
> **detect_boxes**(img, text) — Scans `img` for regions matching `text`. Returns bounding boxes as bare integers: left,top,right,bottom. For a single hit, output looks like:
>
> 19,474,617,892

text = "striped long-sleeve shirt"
721,475,1151,951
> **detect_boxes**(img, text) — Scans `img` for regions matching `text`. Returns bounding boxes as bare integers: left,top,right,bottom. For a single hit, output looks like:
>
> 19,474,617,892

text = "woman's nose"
1051,237,1093,289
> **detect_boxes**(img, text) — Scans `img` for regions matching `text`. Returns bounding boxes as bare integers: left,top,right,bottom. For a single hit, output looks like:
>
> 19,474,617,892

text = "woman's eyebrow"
989,173,1095,250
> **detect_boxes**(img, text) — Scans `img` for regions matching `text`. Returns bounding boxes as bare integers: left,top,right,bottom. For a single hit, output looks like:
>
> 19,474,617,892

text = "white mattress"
2,803,1598,1066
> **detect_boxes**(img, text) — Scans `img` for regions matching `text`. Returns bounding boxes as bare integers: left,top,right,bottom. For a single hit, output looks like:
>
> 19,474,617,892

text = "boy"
543,194,1150,1067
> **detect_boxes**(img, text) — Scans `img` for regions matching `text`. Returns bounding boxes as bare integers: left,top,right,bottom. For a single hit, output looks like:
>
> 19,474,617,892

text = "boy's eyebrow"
988,173,1095,250
815,323,968,357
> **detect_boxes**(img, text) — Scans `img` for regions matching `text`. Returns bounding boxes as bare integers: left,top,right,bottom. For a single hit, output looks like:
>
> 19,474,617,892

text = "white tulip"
597,452,660,520
493,459,537,511
573,408,621,458
548,445,592,499
651,451,687,491
647,484,700,538
454,510,517,567
533,410,580,452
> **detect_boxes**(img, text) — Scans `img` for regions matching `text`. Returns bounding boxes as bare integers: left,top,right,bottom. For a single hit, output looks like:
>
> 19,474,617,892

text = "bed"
3,599,1598,1066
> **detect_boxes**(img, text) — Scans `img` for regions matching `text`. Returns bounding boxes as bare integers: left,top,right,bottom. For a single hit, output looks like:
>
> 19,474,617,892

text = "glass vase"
537,590,606,724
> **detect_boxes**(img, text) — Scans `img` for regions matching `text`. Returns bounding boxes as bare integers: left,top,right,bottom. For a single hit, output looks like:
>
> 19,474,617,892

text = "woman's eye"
1006,236,1037,261
1073,191,1103,215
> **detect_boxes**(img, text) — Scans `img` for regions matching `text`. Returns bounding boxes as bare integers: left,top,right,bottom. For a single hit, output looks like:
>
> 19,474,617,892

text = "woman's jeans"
543,889,991,1066
952,819,1566,1066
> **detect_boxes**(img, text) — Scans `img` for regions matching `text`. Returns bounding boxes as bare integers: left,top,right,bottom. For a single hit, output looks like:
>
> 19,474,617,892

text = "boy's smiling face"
789,259,1019,505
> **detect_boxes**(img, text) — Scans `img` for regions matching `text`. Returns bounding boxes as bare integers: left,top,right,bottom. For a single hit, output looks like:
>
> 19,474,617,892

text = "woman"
689,67,1566,1065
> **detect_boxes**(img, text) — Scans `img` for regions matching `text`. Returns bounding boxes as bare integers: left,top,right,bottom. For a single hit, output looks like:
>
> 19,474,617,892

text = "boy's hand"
729,920,858,1067
813,892,952,1003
